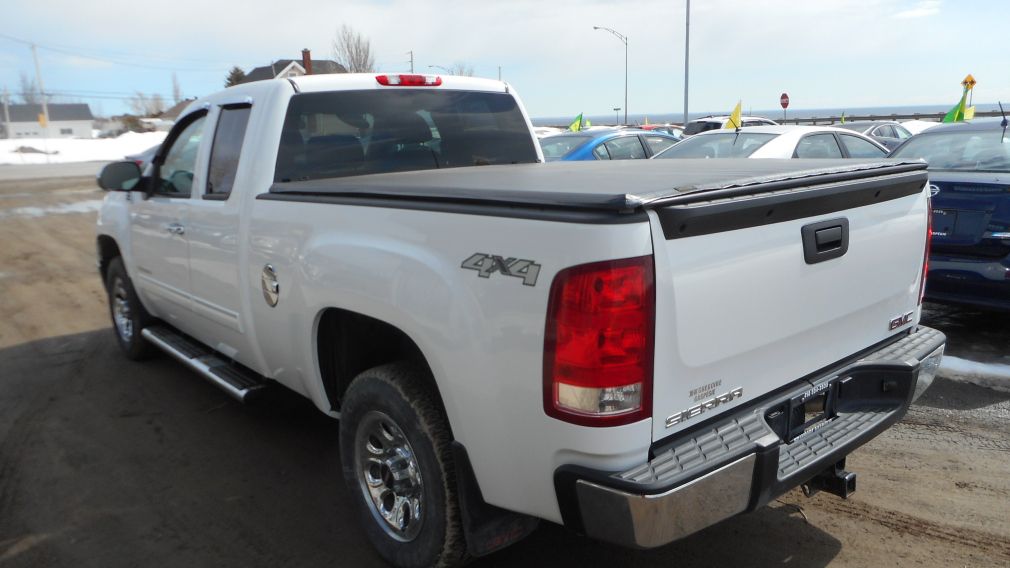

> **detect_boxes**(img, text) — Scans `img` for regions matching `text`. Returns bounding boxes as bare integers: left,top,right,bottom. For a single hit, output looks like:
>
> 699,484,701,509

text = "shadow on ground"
0,329,841,567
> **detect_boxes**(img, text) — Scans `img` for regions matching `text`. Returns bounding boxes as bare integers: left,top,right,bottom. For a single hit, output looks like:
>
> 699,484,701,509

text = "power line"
0,32,249,72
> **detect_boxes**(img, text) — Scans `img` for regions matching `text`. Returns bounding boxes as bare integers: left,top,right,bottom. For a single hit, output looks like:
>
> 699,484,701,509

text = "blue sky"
1,0,1006,119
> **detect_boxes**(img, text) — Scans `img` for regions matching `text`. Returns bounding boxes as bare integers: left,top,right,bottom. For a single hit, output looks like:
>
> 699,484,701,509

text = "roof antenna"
1000,101,1008,143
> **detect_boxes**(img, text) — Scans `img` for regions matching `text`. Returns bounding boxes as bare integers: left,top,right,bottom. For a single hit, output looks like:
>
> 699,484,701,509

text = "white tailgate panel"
650,189,928,441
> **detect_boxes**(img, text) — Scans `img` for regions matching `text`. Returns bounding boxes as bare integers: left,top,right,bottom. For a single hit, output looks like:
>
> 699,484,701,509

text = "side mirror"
97,161,142,191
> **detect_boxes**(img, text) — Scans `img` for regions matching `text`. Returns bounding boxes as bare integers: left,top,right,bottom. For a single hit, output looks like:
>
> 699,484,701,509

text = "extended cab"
95,74,945,568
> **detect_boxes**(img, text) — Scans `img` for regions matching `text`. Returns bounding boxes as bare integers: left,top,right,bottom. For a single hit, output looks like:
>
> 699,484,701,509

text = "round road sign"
780,93,790,109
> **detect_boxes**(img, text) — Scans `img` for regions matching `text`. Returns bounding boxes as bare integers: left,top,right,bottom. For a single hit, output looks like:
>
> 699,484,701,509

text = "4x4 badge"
461,253,541,287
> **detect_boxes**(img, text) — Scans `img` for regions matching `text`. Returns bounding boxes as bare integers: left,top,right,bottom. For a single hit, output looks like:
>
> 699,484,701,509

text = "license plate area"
932,209,956,238
764,379,840,443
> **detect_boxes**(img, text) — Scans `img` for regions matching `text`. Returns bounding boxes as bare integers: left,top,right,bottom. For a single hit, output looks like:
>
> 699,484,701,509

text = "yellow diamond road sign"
962,74,976,90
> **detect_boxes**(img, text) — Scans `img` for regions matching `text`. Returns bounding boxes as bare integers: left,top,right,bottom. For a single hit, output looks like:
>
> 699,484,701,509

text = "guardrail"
781,110,1005,126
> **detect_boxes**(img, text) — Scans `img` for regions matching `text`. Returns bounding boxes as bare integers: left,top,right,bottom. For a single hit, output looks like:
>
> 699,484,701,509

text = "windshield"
653,132,778,159
683,121,722,136
274,90,539,182
890,129,1010,172
539,135,593,160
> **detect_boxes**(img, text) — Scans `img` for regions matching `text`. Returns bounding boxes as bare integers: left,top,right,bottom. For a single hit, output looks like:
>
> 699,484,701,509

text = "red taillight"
543,256,655,427
919,197,932,305
375,74,442,87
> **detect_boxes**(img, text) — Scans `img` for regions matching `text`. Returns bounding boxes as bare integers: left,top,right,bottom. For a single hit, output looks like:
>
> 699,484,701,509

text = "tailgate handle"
801,218,849,264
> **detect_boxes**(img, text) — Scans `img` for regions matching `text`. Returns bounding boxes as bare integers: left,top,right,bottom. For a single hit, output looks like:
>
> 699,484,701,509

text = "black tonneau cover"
265,159,927,213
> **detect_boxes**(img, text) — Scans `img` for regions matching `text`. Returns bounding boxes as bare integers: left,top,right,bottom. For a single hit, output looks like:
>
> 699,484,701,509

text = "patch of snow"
939,355,1010,393
0,132,167,165
0,199,105,219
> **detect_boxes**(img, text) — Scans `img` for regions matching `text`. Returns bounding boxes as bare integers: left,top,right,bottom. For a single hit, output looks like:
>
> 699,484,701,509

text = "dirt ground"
1,174,1008,567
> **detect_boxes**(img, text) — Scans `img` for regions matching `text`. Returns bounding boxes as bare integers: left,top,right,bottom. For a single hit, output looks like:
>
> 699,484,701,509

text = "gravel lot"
1,172,1008,567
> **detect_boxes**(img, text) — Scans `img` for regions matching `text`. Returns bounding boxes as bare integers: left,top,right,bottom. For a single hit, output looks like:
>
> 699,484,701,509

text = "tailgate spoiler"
261,159,928,226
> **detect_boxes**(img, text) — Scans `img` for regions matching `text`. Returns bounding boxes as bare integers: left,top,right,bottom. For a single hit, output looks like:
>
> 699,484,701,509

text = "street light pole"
683,0,690,126
593,26,628,125
613,107,621,124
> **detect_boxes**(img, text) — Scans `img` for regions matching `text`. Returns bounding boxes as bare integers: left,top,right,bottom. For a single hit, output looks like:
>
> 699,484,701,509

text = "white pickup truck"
95,74,945,567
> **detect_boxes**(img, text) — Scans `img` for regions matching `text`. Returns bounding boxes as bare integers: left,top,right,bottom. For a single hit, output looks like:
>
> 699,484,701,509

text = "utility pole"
2,88,11,140
683,0,690,126
30,43,50,161
407,50,414,73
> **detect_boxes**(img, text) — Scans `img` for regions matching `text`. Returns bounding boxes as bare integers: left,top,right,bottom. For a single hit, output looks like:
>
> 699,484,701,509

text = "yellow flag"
725,101,742,129
37,113,47,127
964,106,976,120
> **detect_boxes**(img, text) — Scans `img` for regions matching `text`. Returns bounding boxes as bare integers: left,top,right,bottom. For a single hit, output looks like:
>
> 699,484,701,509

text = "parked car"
834,120,913,150
682,115,777,136
889,118,1010,311
901,119,941,136
652,125,888,159
639,124,684,139
539,129,679,161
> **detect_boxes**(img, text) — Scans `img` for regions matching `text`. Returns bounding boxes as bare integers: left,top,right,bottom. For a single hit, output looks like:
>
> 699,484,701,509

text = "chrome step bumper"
556,326,946,549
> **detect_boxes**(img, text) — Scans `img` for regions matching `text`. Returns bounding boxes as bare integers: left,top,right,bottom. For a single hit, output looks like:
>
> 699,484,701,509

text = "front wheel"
339,363,467,568
105,257,155,360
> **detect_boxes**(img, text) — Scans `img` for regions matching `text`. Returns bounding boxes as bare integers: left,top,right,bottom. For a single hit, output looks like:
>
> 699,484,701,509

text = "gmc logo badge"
888,311,914,331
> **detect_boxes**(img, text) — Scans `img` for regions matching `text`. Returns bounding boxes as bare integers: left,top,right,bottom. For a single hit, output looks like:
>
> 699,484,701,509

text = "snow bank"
0,132,167,165
938,356,1010,393
0,200,105,219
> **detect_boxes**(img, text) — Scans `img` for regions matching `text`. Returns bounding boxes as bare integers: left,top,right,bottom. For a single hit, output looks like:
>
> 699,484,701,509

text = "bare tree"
332,24,375,73
171,73,182,104
127,92,166,117
18,72,39,105
449,63,475,77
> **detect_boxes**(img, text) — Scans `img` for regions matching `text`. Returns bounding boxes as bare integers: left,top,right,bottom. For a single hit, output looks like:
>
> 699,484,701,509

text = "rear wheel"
105,257,155,360
339,363,467,568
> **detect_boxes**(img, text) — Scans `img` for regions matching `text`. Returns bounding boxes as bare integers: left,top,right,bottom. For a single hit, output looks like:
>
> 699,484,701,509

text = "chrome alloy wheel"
111,277,133,342
355,410,425,542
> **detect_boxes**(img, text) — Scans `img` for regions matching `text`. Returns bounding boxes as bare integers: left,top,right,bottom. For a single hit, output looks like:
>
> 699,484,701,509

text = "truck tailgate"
648,164,929,442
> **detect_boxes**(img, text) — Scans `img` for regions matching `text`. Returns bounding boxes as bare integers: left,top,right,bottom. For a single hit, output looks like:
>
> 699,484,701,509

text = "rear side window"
274,90,538,182
540,135,592,160
873,125,898,138
644,135,676,154
839,134,886,158
206,105,252,199
683,121,721,135
604,136,647,159
795,134,843,158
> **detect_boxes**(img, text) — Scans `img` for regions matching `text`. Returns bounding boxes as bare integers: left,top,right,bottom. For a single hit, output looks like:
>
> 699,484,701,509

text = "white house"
4,103,94,139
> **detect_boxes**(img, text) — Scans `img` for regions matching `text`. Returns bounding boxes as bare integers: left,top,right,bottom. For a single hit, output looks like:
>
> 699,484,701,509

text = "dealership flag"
568,113,586,132
943,87,969,123
725,101,743,129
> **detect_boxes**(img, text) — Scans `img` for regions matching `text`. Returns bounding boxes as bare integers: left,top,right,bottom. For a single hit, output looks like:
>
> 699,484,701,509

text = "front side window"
207,105,252,198
274,90,538,182
839,134,887,158
156,114,207,196
794,133,843,158
683,121,721,136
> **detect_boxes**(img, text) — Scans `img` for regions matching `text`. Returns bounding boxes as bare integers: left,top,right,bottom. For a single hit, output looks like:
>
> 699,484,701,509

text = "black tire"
105,257,156,360
339,362,468,568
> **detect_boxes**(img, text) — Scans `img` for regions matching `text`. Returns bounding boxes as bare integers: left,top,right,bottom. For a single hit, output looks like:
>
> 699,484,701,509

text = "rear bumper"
926,256,1010,311
555,326,946,549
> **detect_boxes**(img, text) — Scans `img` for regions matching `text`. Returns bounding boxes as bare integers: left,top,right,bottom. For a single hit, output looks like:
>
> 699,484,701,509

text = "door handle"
166,223,186,235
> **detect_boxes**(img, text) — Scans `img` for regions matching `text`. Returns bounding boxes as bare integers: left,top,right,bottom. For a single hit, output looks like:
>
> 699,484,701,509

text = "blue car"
889,118,1010,311
539,129,679,161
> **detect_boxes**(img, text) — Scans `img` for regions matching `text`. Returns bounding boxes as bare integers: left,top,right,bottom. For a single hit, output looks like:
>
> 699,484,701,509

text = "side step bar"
141,325,268,402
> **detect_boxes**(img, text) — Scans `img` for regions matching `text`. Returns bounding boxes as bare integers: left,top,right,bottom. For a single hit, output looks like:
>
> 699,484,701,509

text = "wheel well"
317,308,432,411
96,235,121,287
